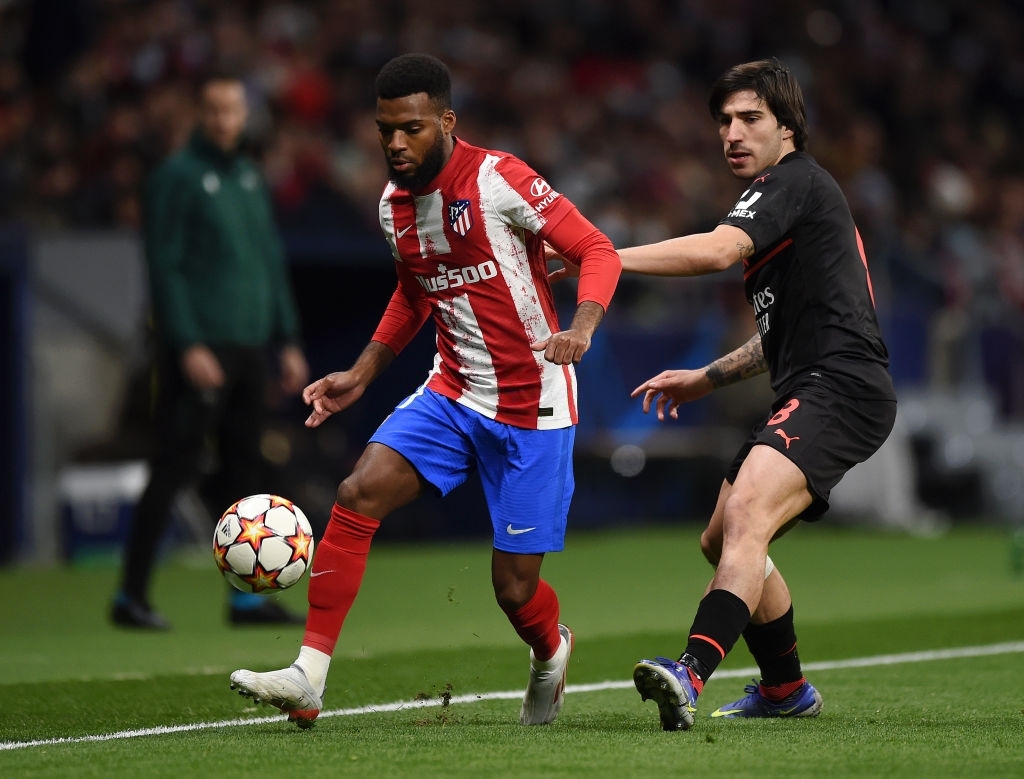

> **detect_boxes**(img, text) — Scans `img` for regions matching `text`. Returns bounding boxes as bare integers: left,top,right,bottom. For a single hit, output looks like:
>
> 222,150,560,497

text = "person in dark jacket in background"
111,70,310,629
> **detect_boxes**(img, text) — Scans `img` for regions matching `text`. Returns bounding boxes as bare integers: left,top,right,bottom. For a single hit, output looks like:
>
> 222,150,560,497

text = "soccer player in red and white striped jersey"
230,53,620,728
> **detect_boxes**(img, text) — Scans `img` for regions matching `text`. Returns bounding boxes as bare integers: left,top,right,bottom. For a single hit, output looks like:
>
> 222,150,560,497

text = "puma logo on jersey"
753,172,772,184
774,429,800,449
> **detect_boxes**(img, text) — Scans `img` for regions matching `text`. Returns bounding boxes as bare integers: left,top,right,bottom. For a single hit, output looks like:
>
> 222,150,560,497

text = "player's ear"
441,108,456,135
780,124,794,141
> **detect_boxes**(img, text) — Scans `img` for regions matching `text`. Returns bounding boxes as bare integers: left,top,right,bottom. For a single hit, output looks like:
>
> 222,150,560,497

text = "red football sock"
302,504,380,656
760,678,807,702
504,579,561,661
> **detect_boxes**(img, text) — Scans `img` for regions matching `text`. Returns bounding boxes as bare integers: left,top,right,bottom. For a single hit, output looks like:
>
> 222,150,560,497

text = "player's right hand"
302,372,366,428
630,369,713,421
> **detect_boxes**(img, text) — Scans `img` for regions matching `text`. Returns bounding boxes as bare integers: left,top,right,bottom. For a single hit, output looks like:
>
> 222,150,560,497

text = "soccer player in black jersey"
619,58,898,730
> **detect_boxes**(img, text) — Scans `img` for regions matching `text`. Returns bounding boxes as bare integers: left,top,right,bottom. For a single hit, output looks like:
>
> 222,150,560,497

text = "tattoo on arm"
705,334,767,389
736,241,755,260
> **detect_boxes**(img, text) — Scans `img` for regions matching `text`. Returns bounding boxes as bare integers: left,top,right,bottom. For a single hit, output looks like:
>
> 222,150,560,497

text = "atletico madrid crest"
448,199,473,236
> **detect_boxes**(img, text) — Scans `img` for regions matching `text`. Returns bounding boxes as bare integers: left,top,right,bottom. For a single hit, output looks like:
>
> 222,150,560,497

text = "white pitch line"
2,640,1022,752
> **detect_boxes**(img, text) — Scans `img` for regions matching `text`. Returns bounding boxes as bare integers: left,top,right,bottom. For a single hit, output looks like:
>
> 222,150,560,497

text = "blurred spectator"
111,69,310,630
0,0,1022,421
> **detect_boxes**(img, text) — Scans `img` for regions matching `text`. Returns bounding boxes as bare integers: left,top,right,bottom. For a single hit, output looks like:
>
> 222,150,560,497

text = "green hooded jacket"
143,129,301,351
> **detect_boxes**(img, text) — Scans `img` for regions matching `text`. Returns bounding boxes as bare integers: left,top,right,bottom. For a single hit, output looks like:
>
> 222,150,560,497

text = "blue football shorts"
369,387,575,554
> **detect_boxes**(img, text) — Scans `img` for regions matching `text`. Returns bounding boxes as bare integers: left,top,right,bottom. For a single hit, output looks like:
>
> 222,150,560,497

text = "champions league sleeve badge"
448,199,474,237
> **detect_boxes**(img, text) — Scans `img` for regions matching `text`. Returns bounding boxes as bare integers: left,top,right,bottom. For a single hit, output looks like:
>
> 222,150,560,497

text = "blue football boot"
710,678,823,719
633,656,700,731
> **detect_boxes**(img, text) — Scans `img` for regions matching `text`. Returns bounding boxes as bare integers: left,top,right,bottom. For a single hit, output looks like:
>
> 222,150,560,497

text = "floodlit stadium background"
2,0,1022,564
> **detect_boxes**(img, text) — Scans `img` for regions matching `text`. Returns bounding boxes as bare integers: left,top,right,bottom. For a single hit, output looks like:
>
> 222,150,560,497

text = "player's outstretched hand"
630,369,713,421
302,372,366,428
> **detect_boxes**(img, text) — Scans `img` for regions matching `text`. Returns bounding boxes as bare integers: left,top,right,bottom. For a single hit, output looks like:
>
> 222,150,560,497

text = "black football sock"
680,589,751,682
742,604,803,686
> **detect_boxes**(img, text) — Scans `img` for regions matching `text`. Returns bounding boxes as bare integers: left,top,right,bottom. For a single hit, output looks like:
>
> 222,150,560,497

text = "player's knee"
335,468,418,518
720,493,774,542
334,476,366,513
334,474,395,519
336,446,422,517
721,489,756,525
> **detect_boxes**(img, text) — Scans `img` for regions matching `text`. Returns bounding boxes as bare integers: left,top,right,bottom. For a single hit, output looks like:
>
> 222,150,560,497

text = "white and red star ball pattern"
212,494,315,593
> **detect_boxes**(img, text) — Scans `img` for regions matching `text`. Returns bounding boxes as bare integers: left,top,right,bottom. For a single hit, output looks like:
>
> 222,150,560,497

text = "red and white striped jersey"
373,138,606,430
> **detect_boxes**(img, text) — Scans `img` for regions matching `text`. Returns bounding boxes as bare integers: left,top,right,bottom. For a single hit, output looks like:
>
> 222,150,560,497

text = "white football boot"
519,623,574,725
230,664,324,729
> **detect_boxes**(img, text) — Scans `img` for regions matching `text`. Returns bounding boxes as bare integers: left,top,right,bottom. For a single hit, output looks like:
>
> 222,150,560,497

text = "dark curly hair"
708,58,809,151
375,53,452,110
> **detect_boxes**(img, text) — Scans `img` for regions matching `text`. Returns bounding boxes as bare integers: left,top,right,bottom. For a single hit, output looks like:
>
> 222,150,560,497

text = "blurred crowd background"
2,0,1024,561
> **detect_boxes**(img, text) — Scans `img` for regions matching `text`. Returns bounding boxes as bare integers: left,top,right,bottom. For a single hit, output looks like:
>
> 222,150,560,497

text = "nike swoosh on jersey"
396,225,413,238
505,524,536,535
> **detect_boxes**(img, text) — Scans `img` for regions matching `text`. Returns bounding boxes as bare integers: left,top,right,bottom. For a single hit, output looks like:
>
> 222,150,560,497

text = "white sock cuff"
297,646,332,691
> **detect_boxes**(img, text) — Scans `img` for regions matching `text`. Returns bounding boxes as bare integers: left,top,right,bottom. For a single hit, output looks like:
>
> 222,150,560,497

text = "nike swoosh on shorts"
506,524,536,535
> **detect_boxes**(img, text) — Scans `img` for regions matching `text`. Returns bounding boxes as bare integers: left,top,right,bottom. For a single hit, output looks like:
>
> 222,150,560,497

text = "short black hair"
708,57,809,151
375,53,451,109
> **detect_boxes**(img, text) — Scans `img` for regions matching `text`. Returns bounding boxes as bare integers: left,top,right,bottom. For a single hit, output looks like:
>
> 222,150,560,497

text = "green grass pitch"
2,522,1023,777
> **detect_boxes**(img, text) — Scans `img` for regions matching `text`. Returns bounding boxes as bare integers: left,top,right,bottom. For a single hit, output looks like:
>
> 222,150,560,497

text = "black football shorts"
725,381,897,520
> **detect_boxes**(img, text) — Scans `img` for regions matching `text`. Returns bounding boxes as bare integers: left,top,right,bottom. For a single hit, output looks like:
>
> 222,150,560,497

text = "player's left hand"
531,329,592,365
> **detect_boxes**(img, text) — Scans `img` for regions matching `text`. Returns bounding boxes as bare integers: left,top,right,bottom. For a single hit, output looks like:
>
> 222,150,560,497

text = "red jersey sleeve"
371,267,432,355
542,208,621,311
491,154,620,311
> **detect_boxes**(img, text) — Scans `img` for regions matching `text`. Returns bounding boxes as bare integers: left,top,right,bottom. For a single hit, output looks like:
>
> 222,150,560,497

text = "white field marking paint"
3,640,1023,751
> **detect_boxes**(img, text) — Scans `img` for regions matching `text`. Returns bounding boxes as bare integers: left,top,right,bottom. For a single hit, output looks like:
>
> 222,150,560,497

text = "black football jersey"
719,151,895,400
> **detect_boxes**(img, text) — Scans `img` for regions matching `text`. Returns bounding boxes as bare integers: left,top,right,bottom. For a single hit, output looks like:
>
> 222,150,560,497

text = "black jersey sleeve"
718,154,810,251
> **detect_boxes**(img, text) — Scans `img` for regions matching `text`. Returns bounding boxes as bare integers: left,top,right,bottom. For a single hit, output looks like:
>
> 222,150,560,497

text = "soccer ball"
212,494,315,593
